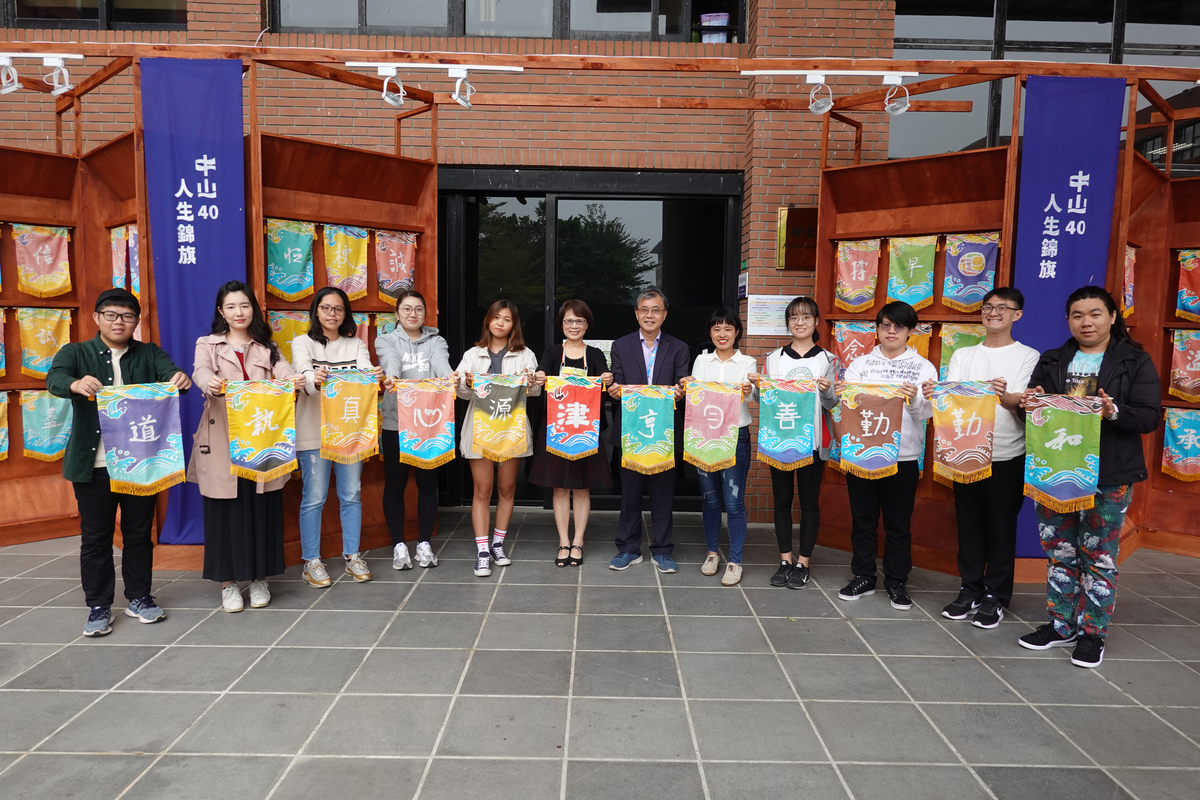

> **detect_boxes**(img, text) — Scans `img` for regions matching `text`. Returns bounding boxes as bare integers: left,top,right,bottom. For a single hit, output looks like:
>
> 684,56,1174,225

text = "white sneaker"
302,558,331,588
221,583,244,613
344,554,372,582
415,541,438,568
721,562,743,586
248,579,270,608
701,552,720,576
392,542,413,571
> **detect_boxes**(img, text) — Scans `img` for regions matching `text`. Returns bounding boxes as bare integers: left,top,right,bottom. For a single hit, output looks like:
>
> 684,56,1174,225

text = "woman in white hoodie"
291,287,381,589
455,300,540,578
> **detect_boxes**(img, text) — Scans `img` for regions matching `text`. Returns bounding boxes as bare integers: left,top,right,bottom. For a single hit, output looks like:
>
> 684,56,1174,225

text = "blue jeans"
696,427,751,564
298,449,363,560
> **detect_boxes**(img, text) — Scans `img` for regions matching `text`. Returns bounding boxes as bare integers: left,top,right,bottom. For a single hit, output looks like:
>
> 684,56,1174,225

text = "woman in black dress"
531,300,613,566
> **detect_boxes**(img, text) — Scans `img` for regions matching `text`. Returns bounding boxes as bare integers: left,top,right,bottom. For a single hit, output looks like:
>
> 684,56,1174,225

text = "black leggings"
770,459,825,558
381,429,440,544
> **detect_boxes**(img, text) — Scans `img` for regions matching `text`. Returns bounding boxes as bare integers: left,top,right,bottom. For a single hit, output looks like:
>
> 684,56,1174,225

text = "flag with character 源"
472,374,530,462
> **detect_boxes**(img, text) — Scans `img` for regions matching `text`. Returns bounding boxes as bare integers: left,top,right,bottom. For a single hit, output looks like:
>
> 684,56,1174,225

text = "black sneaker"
1071,633,1105,668
785,563,811,590
769,562,793,587
886,584,912,610
941,588,980,620
838,576,875,601
490,543,511,566
971,595,1005,629
1018,623,1077,651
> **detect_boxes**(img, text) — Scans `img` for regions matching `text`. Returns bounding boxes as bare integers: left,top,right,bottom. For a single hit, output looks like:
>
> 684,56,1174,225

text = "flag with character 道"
96,383,186,495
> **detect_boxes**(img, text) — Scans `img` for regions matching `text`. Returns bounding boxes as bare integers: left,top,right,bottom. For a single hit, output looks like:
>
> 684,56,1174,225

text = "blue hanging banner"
141,59,248,545
1012,74,1126,557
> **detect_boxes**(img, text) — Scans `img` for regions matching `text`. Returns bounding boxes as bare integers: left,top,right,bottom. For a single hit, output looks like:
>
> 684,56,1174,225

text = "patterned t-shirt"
1065,351,1103,397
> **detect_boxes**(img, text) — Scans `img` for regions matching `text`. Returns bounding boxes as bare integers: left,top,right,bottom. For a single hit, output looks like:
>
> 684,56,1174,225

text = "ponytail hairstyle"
211,280,281,366
1064,285,1142,350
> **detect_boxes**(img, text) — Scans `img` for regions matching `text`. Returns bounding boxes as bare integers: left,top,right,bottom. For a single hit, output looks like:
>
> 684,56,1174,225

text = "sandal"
569,545,584,567
555,546,571,567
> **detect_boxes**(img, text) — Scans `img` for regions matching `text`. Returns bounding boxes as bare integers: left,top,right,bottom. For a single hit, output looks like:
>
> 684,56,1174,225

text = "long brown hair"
475,300,526,352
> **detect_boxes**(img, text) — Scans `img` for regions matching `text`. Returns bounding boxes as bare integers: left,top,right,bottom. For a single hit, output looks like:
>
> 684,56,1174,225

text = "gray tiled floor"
0,509,1198,800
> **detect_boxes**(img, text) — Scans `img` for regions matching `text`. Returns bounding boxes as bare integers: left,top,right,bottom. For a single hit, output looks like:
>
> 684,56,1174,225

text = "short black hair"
557,299,594,329
97,296,139,314
783,296,821,342
981,286,1025,310
876,301,918,331
706,307,743,348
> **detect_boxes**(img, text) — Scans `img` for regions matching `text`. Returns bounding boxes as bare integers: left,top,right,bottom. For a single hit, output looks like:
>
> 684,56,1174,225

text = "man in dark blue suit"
607,288,691,573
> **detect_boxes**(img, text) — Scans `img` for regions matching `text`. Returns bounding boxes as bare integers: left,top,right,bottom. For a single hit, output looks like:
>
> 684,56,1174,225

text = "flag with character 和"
683,381,742,471
393,376,456,468
96,383,186,495
837,384,907,479
224,379,298,482
931,381,997,486
472,374,530,462
319,370,380,463
545,375,602,460
756,378,820,470
1023,393,1102,513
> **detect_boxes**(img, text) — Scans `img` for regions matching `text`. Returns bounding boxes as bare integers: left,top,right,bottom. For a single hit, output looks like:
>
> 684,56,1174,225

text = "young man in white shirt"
835,301,937,611
924,287,1039,629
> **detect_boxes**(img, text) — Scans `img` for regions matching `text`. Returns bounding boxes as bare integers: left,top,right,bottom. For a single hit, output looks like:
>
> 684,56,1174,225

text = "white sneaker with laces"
302,558,331,588
345,553,372,582
393,542,413,570
721,562,743,586
415,541,438,568
248,579,270,608
221,583,244,613
701,552,720,576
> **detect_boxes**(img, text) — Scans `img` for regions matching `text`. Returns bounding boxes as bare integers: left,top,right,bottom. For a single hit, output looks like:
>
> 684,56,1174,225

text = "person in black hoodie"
1017,286,1160,668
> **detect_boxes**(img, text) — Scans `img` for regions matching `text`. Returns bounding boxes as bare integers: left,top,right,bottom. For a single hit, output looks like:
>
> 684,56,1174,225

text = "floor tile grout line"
261,527,449,800
654,512,711,800
1100,625,1200,752
559,519,584,800
731,543,858,800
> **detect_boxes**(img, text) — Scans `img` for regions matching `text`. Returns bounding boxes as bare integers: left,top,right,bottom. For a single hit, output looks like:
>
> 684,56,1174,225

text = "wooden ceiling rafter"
832,72,1001,110
53,57,133,113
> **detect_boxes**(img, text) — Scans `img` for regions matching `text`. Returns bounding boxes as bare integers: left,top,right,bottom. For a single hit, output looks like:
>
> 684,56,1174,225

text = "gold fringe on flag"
23,449,64,462
109,472,186,496
1024,484,1095,514
683,452,736,472
321,444,379,464
231,459,298,483
909,296,933,311
834,297,874,313
1177,309,1200,323
940,297,984,313
621,455,675,475
839,460,898,480
756,452,815,471
1163,465,1200,482
393,448,457,468
932,463,992,487
1169,386,1200,403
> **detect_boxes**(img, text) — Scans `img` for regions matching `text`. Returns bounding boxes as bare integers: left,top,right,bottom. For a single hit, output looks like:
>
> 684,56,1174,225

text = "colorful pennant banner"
942,232,998,313
1122,244,1136,319
110,226,128,289
267,310,309,366
13,224,72,298
545,375,603,460
909,322,933,360
393,376,457,468
127,224,141,300
620,384,676,475
0,309,6,378
472,373,530,463
827,401,844,473
96,383,186,495
1024,394,1102,513
938,323,987,380
838,384,907,479
831,321,877,380
266,219,316,302
1163,408,1200,483
931,381,998,486
375,229,417,303
1170,329,1200,403
757,378,820,470
353,312,370,345
324,224,369,301
17,307,71,379
1178,249,1200,322
375,312,398,337
319,369,380,463
887,235,937,311
834,239,880,312
682,381,742,471
0,394,8,461
20,390,72,461
224,379,298,482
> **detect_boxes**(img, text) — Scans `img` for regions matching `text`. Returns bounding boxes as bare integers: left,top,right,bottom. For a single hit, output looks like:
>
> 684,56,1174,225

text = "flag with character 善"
756,378,819,470
224,379,298,482
319,370,380,463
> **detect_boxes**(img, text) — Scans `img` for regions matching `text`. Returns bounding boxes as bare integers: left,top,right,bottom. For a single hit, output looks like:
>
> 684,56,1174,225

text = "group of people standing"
48,278,1161,670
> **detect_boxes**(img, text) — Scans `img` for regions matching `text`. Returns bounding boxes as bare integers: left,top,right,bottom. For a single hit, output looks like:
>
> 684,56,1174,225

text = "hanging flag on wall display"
682,381,742,471
1178,249,1200,322
886,235,937,310
95,383,186,495
267,310,310,365
0,309,6,378
757,378,819,470
16,307,70,379
20,390,72,461
908,323,933,360
1122,245,1136,318
620,384,676,475
375,229,417,303
831,321,876,379
1170,329,1200,403
110,226,128,288
12,224,72,298
1163,408,1200,482
545,375,603,460
353,312,370,345
931,381,998,486
265,219,316,302
938,323,987,380
942,232,999,313
834,239,880,312
827,402,844,472
838,383,907,479
375,312,398,337
472,373,530,462
319,370,380,463
0,394,8,461
1024,394,1103,513
127,224,141,300
224,379,298,482
393,377,456,468
324,224,369,301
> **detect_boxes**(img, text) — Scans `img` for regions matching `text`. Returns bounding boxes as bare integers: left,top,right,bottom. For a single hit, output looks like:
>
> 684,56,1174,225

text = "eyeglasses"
398,306,425,317
317,305,346,317
563,319,587,328
878,322,909,333
981,304,1016,315
637,307,664,317
99,311,138,323
788,315,815,324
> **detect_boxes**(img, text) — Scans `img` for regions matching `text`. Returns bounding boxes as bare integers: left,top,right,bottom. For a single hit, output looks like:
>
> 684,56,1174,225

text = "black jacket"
1028,337,1161,486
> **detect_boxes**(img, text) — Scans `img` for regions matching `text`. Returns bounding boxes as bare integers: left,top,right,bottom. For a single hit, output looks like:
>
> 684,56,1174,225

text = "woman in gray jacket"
375,290,454,571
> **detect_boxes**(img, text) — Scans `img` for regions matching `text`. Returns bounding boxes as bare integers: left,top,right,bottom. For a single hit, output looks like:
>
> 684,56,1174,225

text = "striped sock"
475,535,489,555
492,528,507,545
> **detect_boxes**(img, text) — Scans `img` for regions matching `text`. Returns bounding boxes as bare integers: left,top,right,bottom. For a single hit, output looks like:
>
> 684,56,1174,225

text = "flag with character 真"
319,370,379,464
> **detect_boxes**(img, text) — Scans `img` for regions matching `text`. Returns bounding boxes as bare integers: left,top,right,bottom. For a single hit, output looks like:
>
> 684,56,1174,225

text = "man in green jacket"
46,289,192,637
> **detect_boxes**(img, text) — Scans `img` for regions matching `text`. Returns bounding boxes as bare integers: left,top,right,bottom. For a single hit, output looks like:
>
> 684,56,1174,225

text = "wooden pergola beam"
429,93,972,112
54,57,133,113
1138,79,1174,122
17,75,53,94
833,72,1000,110
259,60,435,103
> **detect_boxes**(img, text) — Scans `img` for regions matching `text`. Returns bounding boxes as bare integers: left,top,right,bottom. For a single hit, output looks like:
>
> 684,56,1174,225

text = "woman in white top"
455,300,540,578
749,296,838,591
683,308,755,587
291,287,381,589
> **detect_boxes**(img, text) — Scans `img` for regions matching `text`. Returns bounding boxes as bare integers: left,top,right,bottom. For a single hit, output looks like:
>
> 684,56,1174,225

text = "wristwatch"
1108,402,1120,422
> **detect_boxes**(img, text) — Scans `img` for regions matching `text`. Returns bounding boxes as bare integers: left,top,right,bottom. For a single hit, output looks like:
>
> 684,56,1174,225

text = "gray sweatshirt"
376,325,453,431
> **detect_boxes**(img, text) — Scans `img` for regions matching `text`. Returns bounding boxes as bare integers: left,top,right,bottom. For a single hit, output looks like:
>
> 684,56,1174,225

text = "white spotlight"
449,67,475,110
374,66,406,108
884,85,910,116
42,57,73,96
809,83,833,115
0,58,18,96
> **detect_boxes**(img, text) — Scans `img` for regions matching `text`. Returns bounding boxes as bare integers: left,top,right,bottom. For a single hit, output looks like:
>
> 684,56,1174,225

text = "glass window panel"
15,0,99,21
1126,23,1200,47
466,0,552,37
885,55,993,159
470,197,546,359
894,14,993,40
282,0,357,28
111,0,187,25
571,0,651,33
1005,19,1112,45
